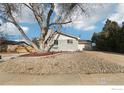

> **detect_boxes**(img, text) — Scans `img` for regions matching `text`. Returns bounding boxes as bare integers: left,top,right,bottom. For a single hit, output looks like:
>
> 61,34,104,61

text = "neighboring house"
78,40,92,51
0,39,34,53
45,31,92,52
0,39,8,52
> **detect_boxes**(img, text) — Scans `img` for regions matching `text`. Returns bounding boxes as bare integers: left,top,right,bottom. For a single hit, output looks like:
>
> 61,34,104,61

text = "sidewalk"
0,53,27,62
0,72,124,85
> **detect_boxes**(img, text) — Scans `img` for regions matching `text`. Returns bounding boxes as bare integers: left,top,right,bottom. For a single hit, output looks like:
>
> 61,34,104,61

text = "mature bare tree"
23,3,90,51
0,3,96,52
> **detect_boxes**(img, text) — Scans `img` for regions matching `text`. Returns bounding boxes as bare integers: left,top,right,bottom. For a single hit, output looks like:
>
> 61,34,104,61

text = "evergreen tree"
92,19,124,53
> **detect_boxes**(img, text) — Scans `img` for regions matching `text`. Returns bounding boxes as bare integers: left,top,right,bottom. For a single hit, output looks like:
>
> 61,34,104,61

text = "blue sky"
12,21,104,40
61,21,105,40
1,3,124,41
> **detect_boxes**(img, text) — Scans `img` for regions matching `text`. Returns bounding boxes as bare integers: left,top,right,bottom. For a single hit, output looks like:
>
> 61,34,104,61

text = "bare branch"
49,20,72,27
23,3,33,10
0,16,14,23
29,3,43,29
47,3,54,27
76,4,85,13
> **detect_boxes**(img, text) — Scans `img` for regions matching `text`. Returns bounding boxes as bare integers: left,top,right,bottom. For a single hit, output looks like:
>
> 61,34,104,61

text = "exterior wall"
78,44,85,51
78,43,92,51
0,45,7,52
50,34,79,51
54,34,76,40
7,45,36,53
84,43,92,50
7,45,18,52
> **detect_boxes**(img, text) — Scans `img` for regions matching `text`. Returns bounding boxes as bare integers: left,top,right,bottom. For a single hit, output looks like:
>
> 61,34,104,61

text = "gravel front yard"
0,52,124,75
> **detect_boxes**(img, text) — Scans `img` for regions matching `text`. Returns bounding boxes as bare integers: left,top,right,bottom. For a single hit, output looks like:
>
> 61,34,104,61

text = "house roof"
55,31,79,40
0,39,29,46
78,40,92,44
55,32,92,44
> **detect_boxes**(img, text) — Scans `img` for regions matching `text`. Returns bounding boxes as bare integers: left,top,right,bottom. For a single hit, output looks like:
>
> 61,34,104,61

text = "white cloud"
83,26,96,31
21,26,29,32
108,4,124,25
0,22,29,35
19,5,36,23
10,4,36,23
0,4,120,34
65,4,115,31
2,4,116,32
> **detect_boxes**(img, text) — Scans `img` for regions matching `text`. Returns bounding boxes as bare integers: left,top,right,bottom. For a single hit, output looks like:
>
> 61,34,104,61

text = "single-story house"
0,39,7,52
0,39,35,53
78,40,92,51
0,31,92,53
45,31,92,52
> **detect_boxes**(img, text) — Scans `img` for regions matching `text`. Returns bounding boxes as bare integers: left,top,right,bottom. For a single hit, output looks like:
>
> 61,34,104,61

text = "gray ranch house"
45,30,92,52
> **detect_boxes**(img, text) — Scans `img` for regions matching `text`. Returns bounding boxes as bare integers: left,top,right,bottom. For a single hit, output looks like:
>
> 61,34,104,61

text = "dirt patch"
20,52,61,57
85,51,124,66
0,52,124,75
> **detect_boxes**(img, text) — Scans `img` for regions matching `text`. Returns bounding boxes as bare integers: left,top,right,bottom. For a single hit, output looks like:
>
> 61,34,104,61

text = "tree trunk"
39,27,48,52
14,23,40,51
7,9,40,52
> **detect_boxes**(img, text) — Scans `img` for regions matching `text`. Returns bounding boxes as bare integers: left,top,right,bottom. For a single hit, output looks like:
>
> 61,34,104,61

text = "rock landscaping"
0,52,124,75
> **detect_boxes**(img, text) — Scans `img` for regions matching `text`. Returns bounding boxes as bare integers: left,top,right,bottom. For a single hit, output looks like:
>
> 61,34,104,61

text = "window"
67,39,73,44
54,40,58,45
52,46,58,49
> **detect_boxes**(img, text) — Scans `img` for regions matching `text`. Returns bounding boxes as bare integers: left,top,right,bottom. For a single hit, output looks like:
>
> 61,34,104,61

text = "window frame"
54,40,58,45
67,39,73,44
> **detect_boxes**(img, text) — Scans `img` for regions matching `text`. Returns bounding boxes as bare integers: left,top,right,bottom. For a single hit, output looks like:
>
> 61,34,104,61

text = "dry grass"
84,51,124,66
0,52,124,75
